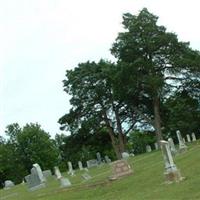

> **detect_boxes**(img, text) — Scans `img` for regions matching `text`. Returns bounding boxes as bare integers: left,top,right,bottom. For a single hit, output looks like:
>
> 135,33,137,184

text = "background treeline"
1,8,200,187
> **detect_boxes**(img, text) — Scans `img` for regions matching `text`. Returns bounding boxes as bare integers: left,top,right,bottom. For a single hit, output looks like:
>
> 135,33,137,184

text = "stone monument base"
164,169,184,184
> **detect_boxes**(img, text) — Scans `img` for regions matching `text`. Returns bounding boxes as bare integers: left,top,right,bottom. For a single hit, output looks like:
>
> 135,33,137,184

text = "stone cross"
146,145,152,153
191,132,197,141
176,130,187,151
160,140,183,183
78,161,83,170
168,138,177,155
54,166,62,179
186,134,191,143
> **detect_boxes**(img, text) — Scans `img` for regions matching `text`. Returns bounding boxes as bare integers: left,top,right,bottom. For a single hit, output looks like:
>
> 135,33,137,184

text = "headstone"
191,132,197,141
4,180,14,189
122,152,130,159
43,170,52,179
176,130,187,151
186,134,191,143
86,159,98,168
146,145,152,153
109,160,133,180
96,152,102,164
154,143,158,150
78,161,83,170
81,173,92,180
60,177,71,188
105,155,111,164
25,166,46,191
54,166,62,179
160,140,183,183
183,138,186,143
32,163,46,182
67,161,75,176
168,138,177,156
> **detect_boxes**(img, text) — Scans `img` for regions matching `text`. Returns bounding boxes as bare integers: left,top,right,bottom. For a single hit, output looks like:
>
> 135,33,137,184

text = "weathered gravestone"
60,177,71,188
54,166,62,179
78,161,83,170
81,173,92,180
86,159,98,168
122,152,130,159
33,163,46,182
146,145,152,153
186,134,191,143
192,132,197,141
96,152,102,164
43,170,52,179
176,130,187,152
109,160,133,180
168,138,177,156
104,155,111,164
4,180,15,189
160,140,184,183
25,164,46,191
154,143,159,150
67,161,75,176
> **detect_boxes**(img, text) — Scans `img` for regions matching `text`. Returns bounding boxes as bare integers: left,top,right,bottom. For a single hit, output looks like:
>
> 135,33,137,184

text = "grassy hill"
1,142,200,200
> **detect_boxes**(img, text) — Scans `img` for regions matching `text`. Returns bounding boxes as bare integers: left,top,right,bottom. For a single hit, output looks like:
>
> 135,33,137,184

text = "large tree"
111,8,200,143
59,60,137,159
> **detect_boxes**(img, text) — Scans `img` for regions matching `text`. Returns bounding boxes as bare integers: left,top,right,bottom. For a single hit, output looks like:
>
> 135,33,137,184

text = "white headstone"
81,173,92,180
78,161,83,170
146,145,152,153
168,138,177,155
60,177,71,188
96,152,102,164
191,132,197,141
186,134,191,143
122,152,130,159
4,180,14,189
54,166,62,179
154,143,158,150
104,156,111,164
176,130,187,151
160,140,183,183
32,163,46,183
67,162,75,176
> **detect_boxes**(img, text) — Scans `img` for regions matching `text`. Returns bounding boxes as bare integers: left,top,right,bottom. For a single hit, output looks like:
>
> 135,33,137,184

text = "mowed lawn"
1,142,200,200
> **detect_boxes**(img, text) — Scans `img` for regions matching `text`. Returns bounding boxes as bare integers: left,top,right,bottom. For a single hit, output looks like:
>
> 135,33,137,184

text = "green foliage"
128,130,156,154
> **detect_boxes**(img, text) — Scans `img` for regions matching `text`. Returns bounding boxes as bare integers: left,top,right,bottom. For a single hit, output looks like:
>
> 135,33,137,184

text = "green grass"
1,142,200,200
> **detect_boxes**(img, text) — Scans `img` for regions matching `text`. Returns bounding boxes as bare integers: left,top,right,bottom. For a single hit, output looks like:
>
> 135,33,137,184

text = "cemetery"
1,139,200,200
1,3,200,200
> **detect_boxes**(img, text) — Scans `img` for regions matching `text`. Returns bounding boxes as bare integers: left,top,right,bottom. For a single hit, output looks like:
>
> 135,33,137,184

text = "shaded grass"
1,142,200,200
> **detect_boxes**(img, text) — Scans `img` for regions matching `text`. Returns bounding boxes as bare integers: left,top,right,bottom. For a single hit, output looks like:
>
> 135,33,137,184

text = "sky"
1,0,200,138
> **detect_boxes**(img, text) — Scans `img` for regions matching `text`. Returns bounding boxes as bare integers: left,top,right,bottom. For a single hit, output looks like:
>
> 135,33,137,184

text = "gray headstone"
32,163,46,182
78,161,83,170
160,140,183,183
168,138,177,156
43,170,52,179
96,152,102,164
186,134,191,143
176,130,187,151
67,161,75,176
4,180,14,189
86,159,98,168
122,152,130,159
54,166,62,179
146,145,152,153
191,132,197,141
60,177,71,188
104,156,111,164
154,143,158,150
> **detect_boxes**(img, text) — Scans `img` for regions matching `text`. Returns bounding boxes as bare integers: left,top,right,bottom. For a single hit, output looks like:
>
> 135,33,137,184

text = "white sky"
1,0,200,138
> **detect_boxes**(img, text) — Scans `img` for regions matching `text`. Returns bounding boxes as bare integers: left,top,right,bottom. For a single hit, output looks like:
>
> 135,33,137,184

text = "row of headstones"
146,131,197,153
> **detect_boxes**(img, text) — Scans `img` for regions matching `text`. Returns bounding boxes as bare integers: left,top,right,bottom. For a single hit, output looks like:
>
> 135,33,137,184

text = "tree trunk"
153,96,163,145
115,108,125,153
